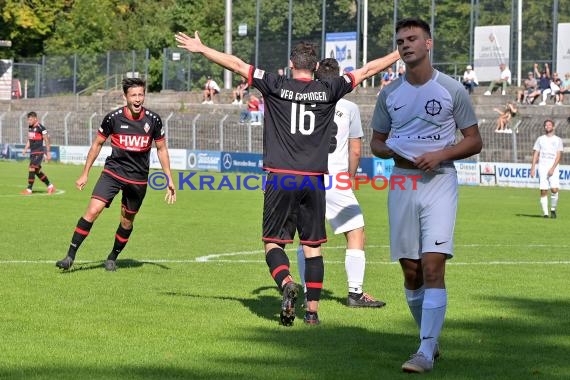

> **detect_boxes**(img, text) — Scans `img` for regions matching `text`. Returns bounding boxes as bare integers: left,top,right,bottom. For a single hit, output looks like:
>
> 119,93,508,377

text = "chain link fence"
1,109,569,165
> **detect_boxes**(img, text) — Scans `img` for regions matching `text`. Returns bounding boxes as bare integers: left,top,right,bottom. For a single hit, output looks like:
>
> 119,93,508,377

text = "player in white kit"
370,18,482,373
297,58,386,308
530,119,563,218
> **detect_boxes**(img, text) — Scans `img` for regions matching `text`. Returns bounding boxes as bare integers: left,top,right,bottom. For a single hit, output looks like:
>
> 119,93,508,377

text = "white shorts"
388,166,458,261
538,166,560,190
325,178,364,234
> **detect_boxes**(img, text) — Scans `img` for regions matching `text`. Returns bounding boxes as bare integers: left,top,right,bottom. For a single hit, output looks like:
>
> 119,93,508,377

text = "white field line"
2,245,570,265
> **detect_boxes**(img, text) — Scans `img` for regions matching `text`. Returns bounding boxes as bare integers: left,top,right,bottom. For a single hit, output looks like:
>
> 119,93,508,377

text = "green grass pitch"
0,160,568,379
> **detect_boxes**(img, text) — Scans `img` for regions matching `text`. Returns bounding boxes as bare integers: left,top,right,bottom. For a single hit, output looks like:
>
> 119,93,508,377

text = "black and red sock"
67,217,93,259
305,256,324,303
265,247,291,291
107,224,133,261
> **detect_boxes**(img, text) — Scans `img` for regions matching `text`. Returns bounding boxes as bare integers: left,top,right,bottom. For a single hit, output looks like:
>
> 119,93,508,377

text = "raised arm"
350,50,400,86
175,31,251,78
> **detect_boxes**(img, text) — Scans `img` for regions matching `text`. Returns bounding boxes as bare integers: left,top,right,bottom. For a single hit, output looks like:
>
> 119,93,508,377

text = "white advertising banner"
556,23,570,75
479,162,570,190
59,145,112,166
325,32,357,74
454,161,479,186
150,148,187,170
0,59,13,100
473,25,510,82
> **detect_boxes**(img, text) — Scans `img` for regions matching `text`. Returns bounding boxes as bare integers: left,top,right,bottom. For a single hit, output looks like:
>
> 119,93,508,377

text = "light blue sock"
418,288,447,361
405,286,425,328
296,245,306,292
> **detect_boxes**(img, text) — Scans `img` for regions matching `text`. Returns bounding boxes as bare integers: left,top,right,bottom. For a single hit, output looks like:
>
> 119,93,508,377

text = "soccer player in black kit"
56,78,176,272
21,111,55,195
176,31,399,325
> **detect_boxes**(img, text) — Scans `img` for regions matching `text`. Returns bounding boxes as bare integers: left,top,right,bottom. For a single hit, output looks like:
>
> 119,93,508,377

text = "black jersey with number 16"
249,67,355,175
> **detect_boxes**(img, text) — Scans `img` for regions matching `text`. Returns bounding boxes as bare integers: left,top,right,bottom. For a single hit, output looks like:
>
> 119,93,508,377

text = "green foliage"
2,0,570,90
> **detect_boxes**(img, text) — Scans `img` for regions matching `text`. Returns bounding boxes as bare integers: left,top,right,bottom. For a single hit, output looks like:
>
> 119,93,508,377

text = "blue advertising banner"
0,143,59,161
186,150,221,172
220,152,264,173
373,157,395,178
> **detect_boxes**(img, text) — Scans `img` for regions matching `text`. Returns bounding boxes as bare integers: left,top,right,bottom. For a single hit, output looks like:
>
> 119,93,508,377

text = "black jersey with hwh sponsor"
98,106,164,182
28,123,48,154
249,67,355,174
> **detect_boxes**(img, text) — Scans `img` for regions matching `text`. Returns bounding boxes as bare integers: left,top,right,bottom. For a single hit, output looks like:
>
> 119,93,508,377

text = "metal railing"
2,110,569,165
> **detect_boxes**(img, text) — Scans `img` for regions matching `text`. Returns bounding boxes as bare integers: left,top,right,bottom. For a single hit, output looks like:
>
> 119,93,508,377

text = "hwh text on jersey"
117,134,151,150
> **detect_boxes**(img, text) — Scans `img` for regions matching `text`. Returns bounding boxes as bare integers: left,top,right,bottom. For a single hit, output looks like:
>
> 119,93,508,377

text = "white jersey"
371,70,478,163
328,98,363,174
533,134,563,168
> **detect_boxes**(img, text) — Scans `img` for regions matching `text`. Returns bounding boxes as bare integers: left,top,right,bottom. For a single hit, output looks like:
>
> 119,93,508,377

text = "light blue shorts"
387,166,458,261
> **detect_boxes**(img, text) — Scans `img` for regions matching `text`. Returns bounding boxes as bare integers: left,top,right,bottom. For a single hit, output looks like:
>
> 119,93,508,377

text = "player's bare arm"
414,124,482,171
43,134,51,161
351,50,400,86
155,139,176,204
370,130,395,159
530,150,539,178
175,31,251,79
348,138,362,177
76,135,106,190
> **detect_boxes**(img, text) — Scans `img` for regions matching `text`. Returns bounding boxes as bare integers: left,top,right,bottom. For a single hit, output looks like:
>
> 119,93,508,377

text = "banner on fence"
220,152,263,173
150,148,187,170
0,143,60,161
480,162,570,189
556,23,570,77
455,161,479,186
186,150,221,172
325,32,357,74
59,145,111,165
474,25,510,82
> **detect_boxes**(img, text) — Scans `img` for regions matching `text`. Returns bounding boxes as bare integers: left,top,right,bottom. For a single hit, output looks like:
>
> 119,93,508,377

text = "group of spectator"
462,62,569,106
199,73,270,125
514,64,569,105
377,63,405,93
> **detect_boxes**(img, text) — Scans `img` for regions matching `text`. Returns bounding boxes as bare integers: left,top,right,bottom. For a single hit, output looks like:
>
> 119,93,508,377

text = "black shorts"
262,173,327,245
92,171,147,214
29,153,43,169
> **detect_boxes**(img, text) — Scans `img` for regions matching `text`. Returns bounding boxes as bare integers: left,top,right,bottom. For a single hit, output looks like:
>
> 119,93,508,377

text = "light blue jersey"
371,70,478,163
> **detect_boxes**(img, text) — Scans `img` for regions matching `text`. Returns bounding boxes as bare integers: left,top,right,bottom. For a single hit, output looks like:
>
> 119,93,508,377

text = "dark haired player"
176,31,398,326
56,78,176,272
21,111,55,195
371,18,482,372
296,58,386,309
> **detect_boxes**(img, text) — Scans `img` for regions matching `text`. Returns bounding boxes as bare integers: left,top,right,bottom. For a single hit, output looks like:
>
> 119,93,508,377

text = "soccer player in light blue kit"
370,18,482,373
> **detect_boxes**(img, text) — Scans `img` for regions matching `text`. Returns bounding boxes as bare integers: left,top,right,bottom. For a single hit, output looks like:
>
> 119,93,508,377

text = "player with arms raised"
176,31,399,326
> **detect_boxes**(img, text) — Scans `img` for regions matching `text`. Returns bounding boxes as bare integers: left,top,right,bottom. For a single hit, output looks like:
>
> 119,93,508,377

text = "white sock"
405,286,425,328
296,245,306,292
346,249,365,294
418,288,447,361
540,196,548,215
551,192,559,211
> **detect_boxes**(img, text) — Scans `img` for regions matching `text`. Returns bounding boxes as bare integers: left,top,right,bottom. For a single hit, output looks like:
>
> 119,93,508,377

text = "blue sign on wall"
220,152,264,173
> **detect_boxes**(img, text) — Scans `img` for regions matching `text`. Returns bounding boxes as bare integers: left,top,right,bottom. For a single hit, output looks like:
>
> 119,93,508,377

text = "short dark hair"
122,78,146,95
290,41,318,72
27,111,38,118
396,17,431,38
544,119,554,127
315,58,340,81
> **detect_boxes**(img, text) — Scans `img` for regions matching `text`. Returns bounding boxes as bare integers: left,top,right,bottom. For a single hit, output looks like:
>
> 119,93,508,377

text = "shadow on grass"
162,285,341,323
515,213,551,218
58,259,170,274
